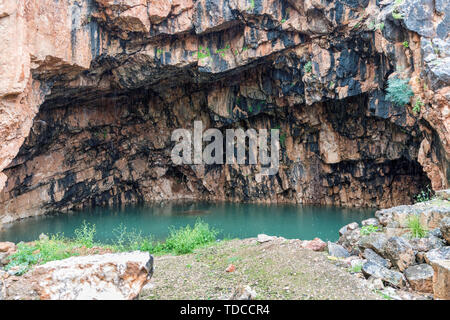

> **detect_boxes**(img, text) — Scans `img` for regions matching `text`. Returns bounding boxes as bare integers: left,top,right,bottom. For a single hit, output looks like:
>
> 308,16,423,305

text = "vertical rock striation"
0,0,448,222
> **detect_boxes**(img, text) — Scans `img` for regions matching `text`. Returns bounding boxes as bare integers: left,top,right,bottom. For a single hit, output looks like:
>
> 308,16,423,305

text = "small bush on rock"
360,225,380,236
386,77,413,106
407,216,428,238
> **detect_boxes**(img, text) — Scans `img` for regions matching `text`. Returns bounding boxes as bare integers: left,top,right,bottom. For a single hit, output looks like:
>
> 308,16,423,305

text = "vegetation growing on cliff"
386,77,413,106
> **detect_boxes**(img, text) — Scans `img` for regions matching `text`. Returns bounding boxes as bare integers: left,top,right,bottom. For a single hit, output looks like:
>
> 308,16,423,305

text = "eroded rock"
362,261,405,288
3,252,154,300
382,237,416,272
328,242,350,258
430,259,450,300
404,264,434,293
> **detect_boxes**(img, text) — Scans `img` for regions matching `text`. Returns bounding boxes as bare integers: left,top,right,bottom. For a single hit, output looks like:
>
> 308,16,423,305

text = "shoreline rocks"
332,199,450,299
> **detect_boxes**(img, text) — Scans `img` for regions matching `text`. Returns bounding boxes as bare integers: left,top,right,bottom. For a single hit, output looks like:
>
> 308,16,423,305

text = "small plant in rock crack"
360,225,380,236
407,215,428,238
195,46,211,60
348,263,362,273
385,77,413,107
303,61,313,74
402,41,409,48
413,97,424,114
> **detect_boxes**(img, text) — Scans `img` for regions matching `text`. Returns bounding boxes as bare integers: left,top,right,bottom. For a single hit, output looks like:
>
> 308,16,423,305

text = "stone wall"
0,0,448,222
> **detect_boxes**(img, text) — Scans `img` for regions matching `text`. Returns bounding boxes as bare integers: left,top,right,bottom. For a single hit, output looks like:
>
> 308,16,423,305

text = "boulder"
3,252,153,300
0,252,10,267
257,234,276,243
338,228,361,254
0,242,16,254
363,248,391,269
338,222,359,236
410,236,444,253
357,233,388,255
404,264,434,293
430,260,450,300
302,238,327,252
327,242,350,258
435,189,450,201
425,247,450,264
440,217,450,243
361,261,405,288
361,218,380,227
382,237,416,272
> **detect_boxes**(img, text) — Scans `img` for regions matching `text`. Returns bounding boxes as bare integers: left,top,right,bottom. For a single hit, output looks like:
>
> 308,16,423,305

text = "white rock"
4,251,153,300
257,234,276,243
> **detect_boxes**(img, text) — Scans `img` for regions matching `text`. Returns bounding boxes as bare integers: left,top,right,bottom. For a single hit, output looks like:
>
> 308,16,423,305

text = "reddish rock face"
0,0,448,222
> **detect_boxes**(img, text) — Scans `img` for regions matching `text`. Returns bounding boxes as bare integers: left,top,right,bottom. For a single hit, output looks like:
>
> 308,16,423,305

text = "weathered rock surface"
2,252,154,300
430,259,450,300
327,242,350,258
441,217,450,243
382,236,416,272
425,247,450,264
358,233,388,256
375,202,450,230
363,248,391,269
361,261,405,288
0,0,448,222
302,238,327,252
404,264,434,293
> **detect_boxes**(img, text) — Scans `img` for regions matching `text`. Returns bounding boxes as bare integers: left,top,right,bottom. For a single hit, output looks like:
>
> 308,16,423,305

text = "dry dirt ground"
140,238,382,300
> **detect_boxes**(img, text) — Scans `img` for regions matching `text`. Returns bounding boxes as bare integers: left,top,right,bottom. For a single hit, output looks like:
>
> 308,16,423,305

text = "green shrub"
360,225,380,236
74,221,96,248
407,215,428,238
413,98,424,114
303,61,312,74
6,235,82,275
386,77,413,106
163,220,219,254
402,41,409,48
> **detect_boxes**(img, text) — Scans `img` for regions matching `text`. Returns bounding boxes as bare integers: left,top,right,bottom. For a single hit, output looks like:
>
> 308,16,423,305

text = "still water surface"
0,202,375,243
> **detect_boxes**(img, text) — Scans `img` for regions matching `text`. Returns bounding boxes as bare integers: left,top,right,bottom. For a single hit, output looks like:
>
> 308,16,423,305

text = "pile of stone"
330,196,450,300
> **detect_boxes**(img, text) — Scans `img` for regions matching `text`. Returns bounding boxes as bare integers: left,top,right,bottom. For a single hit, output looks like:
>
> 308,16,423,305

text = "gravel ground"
140,238,382,300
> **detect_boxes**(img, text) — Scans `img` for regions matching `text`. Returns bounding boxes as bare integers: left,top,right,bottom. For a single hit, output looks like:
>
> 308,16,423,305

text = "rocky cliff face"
0,0,449,223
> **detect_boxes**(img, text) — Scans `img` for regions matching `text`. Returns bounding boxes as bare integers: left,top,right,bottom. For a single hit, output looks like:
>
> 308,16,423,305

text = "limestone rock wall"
0,0,448,222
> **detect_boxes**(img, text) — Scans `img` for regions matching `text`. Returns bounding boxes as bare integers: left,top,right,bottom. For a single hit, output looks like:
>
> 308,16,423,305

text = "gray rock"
367,276,384,290
362,218,380,227
362,261,405,288
404,264,434,293
382,237,416,272
435,189,450,201
357,233,388,255
338,228,361,255
425,246,450,264
327,242,350,258
440,217,450,243
338,222,359,236
398,0,435,37
363,248,391,268
410,236,444,253
0,252,9,267
429,228,443,238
